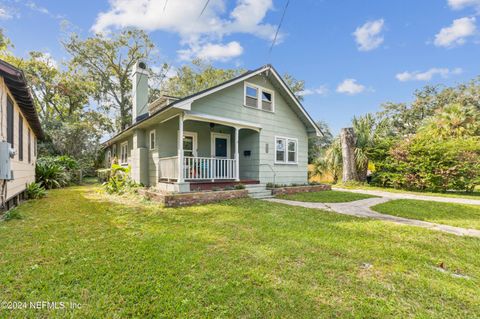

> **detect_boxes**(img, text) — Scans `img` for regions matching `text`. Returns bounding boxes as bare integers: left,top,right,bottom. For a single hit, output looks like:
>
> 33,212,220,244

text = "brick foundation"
138,188,248,207
271,184,331,196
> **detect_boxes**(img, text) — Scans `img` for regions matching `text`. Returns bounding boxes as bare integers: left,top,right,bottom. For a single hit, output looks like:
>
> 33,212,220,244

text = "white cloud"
0,6,12,19
26,1,49,14
298,85,329,96
396,67,462,82
336,79,366,95
178,41,243,61
434,17,477,47
448,0,480,11
92,0,278,61
353,19,385,51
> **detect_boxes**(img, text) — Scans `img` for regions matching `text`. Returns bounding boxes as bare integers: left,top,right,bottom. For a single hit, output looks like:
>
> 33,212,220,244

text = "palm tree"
352,114,376,181
311,138,342,183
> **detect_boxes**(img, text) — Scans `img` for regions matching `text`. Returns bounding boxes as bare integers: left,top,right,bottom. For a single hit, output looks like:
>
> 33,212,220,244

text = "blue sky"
1,0,479,134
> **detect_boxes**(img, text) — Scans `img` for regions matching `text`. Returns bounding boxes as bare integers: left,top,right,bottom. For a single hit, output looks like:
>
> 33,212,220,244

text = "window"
181,132,197,157
28,129,31,163
18,115,23,161
275,138,285,162
120,142,128,164
244,82,274,112
275,137,297,164
149,129,156,150
34,136,37,157
7,97,13,147
245,85,258,108
261,91,272,111
106,150,111,165
112,144,117,158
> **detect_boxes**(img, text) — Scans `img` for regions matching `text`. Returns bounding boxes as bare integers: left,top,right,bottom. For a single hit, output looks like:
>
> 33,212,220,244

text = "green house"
103,63,321,193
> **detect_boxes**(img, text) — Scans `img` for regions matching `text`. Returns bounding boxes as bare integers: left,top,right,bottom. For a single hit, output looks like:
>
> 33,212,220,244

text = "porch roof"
183,111,262,131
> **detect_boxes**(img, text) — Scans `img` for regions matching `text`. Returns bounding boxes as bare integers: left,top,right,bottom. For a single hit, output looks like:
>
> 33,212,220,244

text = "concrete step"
246,188,270,194
248,190,273,199
244,184,267,189
250,194,274,199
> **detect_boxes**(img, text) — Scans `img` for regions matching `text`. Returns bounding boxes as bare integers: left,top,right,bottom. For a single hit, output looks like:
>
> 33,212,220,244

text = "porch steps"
245,184,273,199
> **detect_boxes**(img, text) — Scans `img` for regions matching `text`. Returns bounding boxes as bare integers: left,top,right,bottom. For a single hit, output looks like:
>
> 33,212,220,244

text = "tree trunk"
340,127,358,183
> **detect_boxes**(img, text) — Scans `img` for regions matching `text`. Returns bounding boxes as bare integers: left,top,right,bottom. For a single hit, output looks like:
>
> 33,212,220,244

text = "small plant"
234,184,245,190
26,182,47,199
224,186,234,191
103,164,140,194
2,208,22,221
266,182,274,189
97,169,111,182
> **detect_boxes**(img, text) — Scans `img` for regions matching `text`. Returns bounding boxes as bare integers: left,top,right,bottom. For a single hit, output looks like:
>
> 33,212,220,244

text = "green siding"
190,75,309,184
105,73,312,186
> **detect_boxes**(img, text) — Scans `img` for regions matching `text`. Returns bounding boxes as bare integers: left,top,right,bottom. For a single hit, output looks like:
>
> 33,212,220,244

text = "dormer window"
244,82,274,112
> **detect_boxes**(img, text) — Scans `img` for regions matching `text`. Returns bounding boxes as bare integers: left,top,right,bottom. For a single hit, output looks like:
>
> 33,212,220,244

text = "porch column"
177,113,184,182
234,127,240,181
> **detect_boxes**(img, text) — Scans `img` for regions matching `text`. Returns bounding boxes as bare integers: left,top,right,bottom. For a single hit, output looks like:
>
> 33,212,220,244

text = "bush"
373,136,480,192
234,184,245,190
103,164,140,194
35,161,69,189
26,182,47,199
97,169,111,182
36,156,81,187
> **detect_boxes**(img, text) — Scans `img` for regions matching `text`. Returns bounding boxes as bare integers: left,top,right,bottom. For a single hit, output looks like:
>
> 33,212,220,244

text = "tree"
164,59,245,98
311,138,342,183
308,120,332,163
340,128,358,182
64,29,159,130
283,73,305,101
352,113,376,181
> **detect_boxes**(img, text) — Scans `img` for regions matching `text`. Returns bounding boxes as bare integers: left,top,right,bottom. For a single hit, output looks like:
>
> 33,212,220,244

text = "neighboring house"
0,59,44,210
102,63,321,193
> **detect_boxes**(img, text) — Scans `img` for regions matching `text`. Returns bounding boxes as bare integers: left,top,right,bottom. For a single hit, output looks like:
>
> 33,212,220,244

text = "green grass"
337,184,480,199
277,190,377,203
372,199,480,230
1,185,479,318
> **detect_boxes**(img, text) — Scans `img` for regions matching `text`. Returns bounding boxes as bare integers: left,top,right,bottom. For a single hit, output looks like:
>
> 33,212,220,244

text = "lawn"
337,184,480,200
372,199,480,230
1,185,479,318
277,190,377,203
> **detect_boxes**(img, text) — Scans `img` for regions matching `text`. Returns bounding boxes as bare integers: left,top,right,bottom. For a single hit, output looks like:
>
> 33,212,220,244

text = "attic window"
245,85,258,108
244,82,274,112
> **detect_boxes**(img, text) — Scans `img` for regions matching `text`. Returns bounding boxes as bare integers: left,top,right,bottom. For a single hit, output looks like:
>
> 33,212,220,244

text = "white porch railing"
158,156,237,180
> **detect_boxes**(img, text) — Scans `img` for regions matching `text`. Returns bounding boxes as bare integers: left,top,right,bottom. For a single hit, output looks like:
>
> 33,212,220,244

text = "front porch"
156,111,261,192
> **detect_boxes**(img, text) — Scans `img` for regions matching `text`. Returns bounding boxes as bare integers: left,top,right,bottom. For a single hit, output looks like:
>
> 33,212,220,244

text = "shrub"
26,182,47,199
97,169,111,182
103,164,140,194
35,161,69,189
234,184,245,190
36,156,80,187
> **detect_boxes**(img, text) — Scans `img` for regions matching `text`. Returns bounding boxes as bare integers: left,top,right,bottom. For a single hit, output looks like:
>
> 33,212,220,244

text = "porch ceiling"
183,111,262,131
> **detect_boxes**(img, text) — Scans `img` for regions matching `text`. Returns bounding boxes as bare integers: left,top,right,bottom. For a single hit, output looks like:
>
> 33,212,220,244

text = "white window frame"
149,129,156,150
210,132,231,159
106,150,111,165
244,82,275,113
120,141,128,165
180,131,198,157
112,144,117,158
274,136,298,165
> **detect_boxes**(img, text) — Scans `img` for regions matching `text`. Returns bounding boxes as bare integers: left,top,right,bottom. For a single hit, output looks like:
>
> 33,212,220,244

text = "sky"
1,0,479,134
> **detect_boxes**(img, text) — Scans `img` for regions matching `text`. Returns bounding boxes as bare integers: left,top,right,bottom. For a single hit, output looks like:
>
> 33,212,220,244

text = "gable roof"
0,59,44,139
103,64,322,146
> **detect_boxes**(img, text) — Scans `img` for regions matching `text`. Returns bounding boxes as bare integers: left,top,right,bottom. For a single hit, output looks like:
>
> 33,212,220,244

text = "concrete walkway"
266,195,480,238
333,187,480,206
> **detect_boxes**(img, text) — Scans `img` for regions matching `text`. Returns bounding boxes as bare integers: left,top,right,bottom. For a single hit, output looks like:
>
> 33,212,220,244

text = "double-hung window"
149,129,156,150
28,129,31,163
275,137,297,164
120,142,128,165
244,83,274,112
112,144,117,158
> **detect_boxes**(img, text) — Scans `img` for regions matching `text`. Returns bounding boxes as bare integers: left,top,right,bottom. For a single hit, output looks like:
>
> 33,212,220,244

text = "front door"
211,133,231,159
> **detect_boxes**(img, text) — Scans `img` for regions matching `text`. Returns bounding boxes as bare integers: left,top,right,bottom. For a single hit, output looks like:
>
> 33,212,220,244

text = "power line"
269,0,290,54
199,0,211,17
